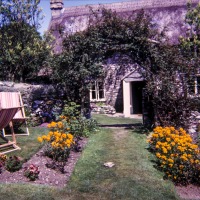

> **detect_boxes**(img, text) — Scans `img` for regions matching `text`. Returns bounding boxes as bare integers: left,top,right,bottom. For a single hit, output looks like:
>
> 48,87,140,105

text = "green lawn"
64,127,179,200
1,127,48,160
0,117,181,200
92,113,142,125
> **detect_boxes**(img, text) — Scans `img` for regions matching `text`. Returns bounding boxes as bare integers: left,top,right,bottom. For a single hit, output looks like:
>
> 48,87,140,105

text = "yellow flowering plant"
148,126,200,185
0,154,7,174
38,120,74,172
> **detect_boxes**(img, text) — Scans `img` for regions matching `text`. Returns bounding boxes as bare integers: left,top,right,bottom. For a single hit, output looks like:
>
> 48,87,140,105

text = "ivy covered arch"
51,8,196,129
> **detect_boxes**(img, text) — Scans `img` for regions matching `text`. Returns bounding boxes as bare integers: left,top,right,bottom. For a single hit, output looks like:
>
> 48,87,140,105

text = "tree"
0,0,51,82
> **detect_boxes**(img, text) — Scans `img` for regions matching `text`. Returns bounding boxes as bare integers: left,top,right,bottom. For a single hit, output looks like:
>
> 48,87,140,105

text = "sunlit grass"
92,113,142,125
4,127,48,160
0,117,181,200
64,128,180,200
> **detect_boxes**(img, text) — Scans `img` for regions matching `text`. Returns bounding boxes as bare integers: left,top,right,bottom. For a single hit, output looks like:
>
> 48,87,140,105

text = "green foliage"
142,31,197,129
62,102,81,118
0,0,52,82
180,2,200,58
61,102,98,138
50,9,156,109
50,6,200,129
148,126,200,185
5,155,22,172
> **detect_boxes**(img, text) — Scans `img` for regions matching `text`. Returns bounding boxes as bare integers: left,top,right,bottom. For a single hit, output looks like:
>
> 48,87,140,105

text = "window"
195,77,200,94
90,81,105,102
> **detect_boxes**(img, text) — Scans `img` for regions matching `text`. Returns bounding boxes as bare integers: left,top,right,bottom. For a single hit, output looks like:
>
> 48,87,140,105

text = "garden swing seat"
0,92,29,137
0,107,21,154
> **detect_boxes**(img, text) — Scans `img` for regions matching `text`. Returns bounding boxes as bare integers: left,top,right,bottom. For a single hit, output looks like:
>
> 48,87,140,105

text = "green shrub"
5,156,22,172
61,102,99,138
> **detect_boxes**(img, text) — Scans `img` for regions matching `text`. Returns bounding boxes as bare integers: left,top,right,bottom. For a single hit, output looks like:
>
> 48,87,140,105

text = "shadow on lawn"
99,122,151,135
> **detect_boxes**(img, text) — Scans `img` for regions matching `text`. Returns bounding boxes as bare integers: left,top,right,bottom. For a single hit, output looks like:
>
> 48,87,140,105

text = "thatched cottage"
48,0,199,118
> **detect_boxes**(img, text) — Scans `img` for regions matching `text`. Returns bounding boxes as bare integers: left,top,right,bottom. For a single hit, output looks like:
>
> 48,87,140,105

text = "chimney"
50,0,64,18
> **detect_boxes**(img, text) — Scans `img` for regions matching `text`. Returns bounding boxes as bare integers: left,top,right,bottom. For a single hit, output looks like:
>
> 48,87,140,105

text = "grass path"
0,127,180,200
64,127,180,200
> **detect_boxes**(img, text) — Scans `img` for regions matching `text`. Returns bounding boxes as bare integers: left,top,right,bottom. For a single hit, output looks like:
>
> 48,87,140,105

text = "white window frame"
90,81,105,102
189,75,200,95
194,76,200,95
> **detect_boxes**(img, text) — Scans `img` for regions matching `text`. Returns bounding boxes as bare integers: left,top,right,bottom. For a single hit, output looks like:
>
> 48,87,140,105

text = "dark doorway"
132,81,145,114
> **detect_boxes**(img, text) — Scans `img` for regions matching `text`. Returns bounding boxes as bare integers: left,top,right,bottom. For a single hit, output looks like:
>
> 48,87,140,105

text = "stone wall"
103,54,139,112
0,82,64,124
0,82,60,106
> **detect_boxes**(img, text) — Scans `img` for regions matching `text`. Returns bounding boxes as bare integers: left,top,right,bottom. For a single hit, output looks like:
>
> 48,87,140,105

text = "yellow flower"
57,121,64,129
50,121,57,128
62,133,67,138
195,160,199,164
48,131,53,136
162,147,168,154
159,133,164,137
46,136,51,142
37,137,43,143
167,146,171,151
179,165,184,169
161,155,167,160
42,135,47,140
156,153,161,158
168,158,174,163
152,134,158,138
170,127,175,131
190,159,194,164
67,133,73,140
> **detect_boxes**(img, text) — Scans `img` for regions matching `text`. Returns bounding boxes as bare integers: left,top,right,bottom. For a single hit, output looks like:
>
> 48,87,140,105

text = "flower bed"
148,126,200,185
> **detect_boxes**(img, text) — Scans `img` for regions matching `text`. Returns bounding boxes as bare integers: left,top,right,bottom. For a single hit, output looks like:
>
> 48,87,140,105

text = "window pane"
98,82,104,90
197,77,200,94
92,91,96,99
99,90,104,99
92,84,96,90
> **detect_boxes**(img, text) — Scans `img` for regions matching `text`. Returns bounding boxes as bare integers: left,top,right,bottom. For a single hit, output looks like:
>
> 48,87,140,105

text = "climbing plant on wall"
50,9,157,113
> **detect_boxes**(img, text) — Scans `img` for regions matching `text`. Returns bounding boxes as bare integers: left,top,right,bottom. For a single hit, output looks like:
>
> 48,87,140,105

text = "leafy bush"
61,102,98,138
148,126,200,185
5,156,22,172
62,102,81,118
24,164,40,181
